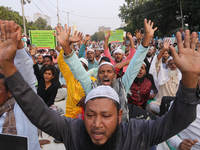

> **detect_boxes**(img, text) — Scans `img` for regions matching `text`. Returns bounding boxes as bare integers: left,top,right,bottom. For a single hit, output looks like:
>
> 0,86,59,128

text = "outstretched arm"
79,34,91,58
104,32,115,64
122,19,157,94
124,32,136,61
54,24,92,95
140,30,200,148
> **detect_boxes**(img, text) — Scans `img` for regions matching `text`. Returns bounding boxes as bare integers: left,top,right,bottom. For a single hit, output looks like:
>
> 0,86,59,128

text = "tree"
33,17,47,30
118,0,200,37
91,31,105,42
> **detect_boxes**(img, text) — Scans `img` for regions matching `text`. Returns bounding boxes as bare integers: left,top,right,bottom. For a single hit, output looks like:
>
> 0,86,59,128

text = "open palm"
53,24,71,45
170,30,200,75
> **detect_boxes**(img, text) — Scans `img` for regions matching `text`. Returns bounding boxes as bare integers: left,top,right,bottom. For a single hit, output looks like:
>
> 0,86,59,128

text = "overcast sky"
1,0,126,35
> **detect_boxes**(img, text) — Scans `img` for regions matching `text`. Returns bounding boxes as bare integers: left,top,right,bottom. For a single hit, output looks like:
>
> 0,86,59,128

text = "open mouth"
92,131,104,140
102,79,111,85
137,72,142,77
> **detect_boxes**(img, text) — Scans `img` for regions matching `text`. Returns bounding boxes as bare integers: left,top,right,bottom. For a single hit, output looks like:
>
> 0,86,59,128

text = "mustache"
90,128,106,135
102,76,111,81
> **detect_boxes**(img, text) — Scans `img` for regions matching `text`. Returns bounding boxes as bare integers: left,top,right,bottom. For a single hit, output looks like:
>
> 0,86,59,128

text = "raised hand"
0,20,18,77
53,24,71,46
170,30,200,88
127,32,133,39
134,29,141,40
144,19,157,38
14,23,23,49
163,38,171,50
83,34,91,45
105,31,111,39
30,46,37,56
142,19,157,47
69,31,83,46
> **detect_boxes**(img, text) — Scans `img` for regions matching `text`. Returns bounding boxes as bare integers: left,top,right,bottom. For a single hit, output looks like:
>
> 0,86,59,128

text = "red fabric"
76,107,85,120
128,78,152,109
103,48,136,72
115,67,125,78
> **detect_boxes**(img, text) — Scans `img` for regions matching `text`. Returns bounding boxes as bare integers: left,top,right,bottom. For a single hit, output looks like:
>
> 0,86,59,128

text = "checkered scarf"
0,97,17,135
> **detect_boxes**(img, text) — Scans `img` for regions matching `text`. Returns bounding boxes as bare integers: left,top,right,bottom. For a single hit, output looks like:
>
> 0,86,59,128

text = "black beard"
146,54,152,58
134,76,145,84
54,56,57,59
81,124,121,150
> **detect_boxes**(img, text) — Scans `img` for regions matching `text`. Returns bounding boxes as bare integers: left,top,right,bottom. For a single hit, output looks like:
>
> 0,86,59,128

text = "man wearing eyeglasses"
149,40,182,115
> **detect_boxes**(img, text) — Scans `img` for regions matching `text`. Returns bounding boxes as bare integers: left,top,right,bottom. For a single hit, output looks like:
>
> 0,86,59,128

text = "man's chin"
91,138,107,146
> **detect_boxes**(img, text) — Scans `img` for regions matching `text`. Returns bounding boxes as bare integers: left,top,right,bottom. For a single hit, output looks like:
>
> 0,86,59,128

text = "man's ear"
7,91,12,98
118,109,123,124
115,73,117,79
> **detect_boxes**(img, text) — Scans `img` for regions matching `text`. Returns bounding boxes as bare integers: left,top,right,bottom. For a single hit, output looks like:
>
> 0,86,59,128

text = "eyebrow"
86,109,111,114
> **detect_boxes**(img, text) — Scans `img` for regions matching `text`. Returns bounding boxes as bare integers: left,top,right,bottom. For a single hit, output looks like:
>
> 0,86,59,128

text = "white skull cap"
98,62,115,71
79,57,88,67
85,85,119,104
167,56,173,64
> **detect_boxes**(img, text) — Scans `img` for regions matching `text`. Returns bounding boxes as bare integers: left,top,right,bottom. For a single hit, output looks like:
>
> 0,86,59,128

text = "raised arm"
0,20,80,143
53,24,92,95
122,19,157,94
104,31,115,64
79,34,91,58
157,39,170,61
141,30,200,147
114,59,131,69
124,32,136,61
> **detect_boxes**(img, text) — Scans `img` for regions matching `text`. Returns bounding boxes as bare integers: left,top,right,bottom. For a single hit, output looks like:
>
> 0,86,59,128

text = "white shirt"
0,103,40,150
168,105,200,150
0,48,41,150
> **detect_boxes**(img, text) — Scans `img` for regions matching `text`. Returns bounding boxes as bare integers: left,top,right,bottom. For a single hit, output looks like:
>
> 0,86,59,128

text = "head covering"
167,56,173,64
85,85,119,104
113,48,124,55
149,46,154,51
143,62,147,67
98,62,114,71
79,58,88,67
87,49,95,53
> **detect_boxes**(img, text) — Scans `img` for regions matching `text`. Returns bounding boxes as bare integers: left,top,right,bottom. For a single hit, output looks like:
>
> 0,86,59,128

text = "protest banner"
105,30,124,43
29,30,57,49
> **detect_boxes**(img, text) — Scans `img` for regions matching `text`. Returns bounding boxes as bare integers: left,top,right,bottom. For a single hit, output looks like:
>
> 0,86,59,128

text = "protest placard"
29,30,57,49
105,30,124,43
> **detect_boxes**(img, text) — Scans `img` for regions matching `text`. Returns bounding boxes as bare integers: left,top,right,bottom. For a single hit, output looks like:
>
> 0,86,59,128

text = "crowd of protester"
0,19,200,150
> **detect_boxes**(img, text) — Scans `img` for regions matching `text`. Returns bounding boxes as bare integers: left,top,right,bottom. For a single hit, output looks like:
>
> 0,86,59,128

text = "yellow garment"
58,49,97,118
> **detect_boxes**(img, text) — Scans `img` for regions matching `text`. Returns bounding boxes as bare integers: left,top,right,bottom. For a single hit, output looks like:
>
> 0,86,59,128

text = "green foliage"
33,17,47,30
0,6,53,33
91,31,105,42
119,0,200,38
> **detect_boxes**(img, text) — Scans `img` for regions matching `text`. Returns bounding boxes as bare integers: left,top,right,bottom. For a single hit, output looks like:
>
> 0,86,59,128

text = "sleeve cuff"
63,49,75,59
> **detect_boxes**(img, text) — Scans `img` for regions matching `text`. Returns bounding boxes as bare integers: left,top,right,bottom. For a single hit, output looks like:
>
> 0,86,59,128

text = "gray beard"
167,68,179,78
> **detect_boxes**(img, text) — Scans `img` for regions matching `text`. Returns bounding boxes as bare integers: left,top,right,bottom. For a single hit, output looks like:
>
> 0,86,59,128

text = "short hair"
0,74,9,91
42,65,57,77
84,97,121,114
43,55,52,62
100,57,110,63
49,49,55,52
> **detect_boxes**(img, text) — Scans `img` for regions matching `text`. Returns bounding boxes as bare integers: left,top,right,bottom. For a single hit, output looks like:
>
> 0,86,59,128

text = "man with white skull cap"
2,19,200,150
63,19,158,122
